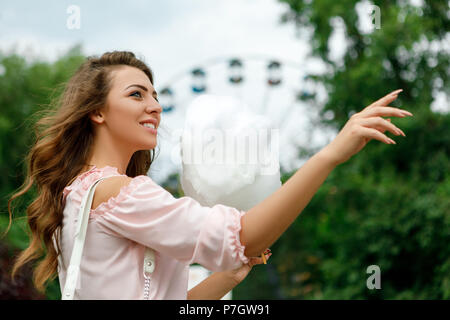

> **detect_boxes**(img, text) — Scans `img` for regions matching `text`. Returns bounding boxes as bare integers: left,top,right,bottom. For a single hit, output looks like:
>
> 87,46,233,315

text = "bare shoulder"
91,176,134,210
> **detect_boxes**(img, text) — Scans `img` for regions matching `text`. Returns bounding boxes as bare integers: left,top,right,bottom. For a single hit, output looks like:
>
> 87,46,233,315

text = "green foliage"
234,0,449,299
1,1,449,300
0,44,85,299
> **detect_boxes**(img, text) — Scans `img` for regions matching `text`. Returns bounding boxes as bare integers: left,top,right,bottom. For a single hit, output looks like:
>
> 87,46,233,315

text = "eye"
130,91,143,98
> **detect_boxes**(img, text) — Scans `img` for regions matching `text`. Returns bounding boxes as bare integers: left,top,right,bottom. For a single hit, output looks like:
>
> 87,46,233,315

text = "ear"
89,109,105,125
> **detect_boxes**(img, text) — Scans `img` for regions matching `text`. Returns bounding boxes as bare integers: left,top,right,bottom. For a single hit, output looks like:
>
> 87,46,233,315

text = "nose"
146,102,162,115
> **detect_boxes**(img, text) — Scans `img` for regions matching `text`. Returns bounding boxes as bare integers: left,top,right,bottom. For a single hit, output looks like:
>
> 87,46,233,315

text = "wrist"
317,145,341,167
224,270,243,286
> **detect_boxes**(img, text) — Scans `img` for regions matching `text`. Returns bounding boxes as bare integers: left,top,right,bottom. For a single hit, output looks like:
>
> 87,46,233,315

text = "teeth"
142,123,156,129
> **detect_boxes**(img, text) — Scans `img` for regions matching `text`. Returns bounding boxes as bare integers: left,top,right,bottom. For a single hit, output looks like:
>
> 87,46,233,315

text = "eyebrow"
125,84,158,96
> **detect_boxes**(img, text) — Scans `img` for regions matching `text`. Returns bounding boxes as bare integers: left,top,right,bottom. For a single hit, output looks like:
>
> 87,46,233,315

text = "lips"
139,118,158,128
139,122,157,135
141,123,156,129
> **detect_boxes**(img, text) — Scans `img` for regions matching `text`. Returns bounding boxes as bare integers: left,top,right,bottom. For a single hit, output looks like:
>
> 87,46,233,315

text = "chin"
138,143,157,151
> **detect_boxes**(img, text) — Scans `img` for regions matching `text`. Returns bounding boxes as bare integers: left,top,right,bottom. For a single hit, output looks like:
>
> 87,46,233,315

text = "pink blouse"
57,165,250,300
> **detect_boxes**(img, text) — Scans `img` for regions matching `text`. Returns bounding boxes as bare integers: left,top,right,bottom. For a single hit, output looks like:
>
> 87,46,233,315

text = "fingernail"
401,110,413,116
391,89,403,95
390,138,396,144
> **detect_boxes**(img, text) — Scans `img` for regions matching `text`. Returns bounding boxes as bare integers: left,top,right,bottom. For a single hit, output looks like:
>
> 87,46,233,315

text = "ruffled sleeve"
62,165,108,203
92,175,250,271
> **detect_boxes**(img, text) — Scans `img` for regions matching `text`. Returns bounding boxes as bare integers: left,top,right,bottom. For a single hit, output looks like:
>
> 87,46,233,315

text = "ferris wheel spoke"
153,55,322,184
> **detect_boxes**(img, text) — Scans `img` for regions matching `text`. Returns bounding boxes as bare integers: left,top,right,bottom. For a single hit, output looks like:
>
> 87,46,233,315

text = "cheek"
113,113,135,131
108,105,140,134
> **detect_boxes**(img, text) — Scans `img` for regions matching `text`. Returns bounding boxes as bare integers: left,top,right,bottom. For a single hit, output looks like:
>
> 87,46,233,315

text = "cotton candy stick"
261,253,267,264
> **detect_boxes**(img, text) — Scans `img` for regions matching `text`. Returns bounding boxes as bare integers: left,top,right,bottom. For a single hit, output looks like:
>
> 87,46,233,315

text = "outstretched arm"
240,149,337,257
240,89,412,257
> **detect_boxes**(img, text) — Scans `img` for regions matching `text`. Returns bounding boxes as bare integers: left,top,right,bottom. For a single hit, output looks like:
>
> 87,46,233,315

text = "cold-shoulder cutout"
59,164,251,299
91,176,134,211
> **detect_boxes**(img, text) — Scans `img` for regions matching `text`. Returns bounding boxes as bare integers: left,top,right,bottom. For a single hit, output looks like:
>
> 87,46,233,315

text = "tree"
0,44,86,299
233,0,449,299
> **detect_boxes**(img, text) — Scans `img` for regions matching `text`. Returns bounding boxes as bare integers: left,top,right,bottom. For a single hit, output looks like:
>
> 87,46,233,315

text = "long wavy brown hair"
5,51,159,293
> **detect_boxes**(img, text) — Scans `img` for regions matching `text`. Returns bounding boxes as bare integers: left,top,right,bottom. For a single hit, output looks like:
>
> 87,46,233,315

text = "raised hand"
321,89,413,166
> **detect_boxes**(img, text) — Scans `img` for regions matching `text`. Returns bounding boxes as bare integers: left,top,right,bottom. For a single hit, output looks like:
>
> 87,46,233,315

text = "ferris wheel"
151,54,335,183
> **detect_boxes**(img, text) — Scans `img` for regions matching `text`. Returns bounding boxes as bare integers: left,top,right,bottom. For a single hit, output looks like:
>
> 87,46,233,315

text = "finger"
383,118,392,131
372,125,387,134
376,125,389,134
358,117,406,137
246,258,257,267
366,89,403,108
251,258,264,266
367,118,389,133
360,106,413,119
359,126,397,144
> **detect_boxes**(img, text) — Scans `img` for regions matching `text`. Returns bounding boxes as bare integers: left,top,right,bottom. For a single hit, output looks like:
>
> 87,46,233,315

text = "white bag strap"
62,175,155,300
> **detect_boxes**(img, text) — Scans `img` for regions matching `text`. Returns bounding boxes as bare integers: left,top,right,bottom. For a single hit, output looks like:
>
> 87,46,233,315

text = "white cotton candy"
180,94,281,211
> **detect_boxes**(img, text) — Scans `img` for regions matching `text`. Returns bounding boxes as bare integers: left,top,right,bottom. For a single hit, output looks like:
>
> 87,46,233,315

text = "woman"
6,51,411,299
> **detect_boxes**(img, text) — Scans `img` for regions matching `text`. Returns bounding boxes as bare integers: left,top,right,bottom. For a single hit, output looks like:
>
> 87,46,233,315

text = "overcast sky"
2,0,446,183
1,0,338,182
0,0,313,81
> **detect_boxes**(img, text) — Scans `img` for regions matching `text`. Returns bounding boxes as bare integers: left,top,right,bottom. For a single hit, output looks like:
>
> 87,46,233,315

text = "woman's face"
93,65,162,152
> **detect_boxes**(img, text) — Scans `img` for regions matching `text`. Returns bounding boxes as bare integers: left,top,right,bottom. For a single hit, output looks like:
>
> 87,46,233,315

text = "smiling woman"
5,50,264,300
6,51,161,295
6,50,413,300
